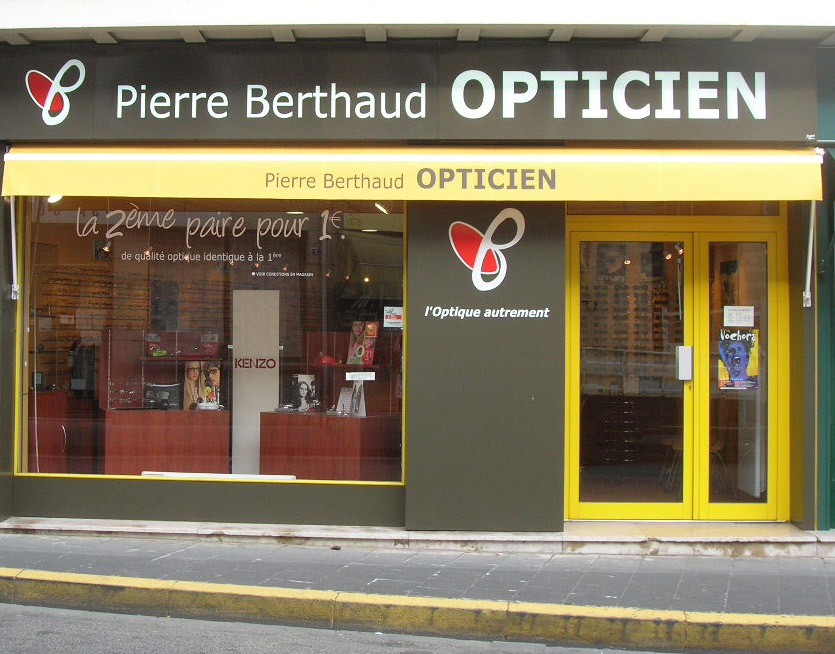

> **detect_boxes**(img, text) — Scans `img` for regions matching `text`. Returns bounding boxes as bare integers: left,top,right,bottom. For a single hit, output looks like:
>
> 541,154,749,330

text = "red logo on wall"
449,208,525,291
25,59,86,126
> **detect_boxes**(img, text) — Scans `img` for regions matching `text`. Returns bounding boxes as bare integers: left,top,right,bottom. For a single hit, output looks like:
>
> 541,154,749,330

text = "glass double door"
568,227,785,520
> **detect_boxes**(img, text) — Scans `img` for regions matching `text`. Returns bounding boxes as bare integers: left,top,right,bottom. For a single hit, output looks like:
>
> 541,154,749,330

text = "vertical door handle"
676,346,693,381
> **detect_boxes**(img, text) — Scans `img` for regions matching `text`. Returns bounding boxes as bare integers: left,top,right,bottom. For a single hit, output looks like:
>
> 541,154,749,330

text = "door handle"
676,346,693,381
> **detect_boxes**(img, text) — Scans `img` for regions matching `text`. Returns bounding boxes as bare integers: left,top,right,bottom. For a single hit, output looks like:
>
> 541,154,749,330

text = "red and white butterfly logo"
449,208,525,291
25,59,86,126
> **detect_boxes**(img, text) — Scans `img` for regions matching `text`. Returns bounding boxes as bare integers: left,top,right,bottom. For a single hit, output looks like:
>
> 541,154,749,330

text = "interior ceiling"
2,24,835,46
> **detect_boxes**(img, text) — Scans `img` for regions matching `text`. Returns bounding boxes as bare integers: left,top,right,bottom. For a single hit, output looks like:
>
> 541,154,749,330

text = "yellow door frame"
566,212,789,521
693,229,787,521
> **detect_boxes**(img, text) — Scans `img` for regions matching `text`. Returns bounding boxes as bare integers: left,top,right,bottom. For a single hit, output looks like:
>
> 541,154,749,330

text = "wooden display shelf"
140,355,222,363
103,409,230,476
259,411,401,481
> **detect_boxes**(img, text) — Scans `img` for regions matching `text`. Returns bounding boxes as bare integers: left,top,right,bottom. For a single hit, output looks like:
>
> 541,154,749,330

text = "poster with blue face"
718,328,759,390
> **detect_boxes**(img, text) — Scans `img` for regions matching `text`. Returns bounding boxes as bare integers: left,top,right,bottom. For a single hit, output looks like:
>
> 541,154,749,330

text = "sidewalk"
0,518,834,652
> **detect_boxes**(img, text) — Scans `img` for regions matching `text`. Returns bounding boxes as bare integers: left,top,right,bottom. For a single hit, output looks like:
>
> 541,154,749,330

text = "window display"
22,196,404,481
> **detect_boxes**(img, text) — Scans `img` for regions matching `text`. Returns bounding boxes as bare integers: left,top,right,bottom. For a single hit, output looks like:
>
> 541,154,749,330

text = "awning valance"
1,146,823,201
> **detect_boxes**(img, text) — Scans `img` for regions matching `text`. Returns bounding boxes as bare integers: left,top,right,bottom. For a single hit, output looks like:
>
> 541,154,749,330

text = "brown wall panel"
405,202,565,531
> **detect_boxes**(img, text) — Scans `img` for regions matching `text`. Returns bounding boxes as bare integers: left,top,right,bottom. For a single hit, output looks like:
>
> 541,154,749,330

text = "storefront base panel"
9,477,405,527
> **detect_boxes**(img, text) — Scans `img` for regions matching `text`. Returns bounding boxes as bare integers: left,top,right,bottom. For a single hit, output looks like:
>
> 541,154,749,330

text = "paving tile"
515,585,573,604
672,573,729,611
373,564,446,584
401,551,464,566
363,578,423,594
540,555,599,572
492,554,552,569
525,569,586,587
726,575,780,614
619,572,682,610
586,555,644,570
356,550,416,565
778,591,834,616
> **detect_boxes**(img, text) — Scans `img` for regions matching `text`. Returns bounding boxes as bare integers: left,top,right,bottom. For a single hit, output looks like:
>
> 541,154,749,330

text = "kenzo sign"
234,358,277,369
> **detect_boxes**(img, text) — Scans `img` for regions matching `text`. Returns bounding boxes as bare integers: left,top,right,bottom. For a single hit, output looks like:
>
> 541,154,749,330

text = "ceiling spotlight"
101,240,112,253
361,229,378,233
363,276,371,283
374,202,388,214
623,259,632,265
47,194,63,204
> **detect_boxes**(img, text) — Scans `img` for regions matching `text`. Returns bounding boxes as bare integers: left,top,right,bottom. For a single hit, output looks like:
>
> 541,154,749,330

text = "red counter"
104,409,230,476
259,412,401,481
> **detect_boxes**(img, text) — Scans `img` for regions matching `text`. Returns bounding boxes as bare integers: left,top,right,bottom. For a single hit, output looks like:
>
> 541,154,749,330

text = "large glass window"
22,196,404,482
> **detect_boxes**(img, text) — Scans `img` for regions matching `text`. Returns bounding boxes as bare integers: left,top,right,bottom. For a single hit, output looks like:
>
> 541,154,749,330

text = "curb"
1,567,834,652
3,517,835,557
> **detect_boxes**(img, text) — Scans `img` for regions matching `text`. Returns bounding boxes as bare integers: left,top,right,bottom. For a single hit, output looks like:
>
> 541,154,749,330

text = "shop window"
21,196,404,482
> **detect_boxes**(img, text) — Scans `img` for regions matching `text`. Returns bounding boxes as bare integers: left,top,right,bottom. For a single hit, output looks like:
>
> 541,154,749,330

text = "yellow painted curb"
14,569,175,616
685,610,835,653
0,567,24,603
334,592,508,639
1,568,834,652
168,580,338,627
508,602,688,651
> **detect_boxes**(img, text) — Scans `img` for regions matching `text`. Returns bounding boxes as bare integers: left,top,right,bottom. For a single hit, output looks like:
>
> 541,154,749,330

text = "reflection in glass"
709,242,768,503
23,196,404,481
579,242,684,503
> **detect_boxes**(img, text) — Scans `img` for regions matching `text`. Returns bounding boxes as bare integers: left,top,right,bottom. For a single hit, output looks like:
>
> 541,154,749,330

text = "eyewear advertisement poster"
183,361,223,410
291,374,317,412
346,321,379,365
718,328,759,390
336,382,366,417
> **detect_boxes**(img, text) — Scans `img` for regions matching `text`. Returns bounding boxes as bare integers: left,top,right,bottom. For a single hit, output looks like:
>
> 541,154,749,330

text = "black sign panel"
0,41,817,142
405,202,564,530
439,41,817,141
819,49,835,142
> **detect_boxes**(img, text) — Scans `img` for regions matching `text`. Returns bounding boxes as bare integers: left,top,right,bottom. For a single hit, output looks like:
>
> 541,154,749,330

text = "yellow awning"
1,145,823,201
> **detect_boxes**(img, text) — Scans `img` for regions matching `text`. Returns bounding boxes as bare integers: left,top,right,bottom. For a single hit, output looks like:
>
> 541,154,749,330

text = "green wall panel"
11,477,405,526
405,202,565,531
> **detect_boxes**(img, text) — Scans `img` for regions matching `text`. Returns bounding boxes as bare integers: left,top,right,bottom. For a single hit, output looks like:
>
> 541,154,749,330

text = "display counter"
259,412,401,481
27,389,69,474
103,409,230,475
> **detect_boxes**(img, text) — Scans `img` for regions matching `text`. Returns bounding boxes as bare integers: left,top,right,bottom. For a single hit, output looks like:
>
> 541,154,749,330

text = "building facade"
0,6,831,530
817,46,835,530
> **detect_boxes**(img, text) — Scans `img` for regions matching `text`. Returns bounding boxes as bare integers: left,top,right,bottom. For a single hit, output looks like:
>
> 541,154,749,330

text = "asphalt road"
0,602,704,654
